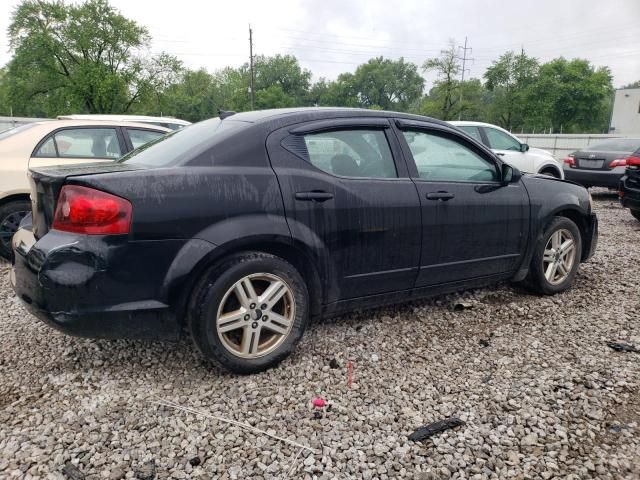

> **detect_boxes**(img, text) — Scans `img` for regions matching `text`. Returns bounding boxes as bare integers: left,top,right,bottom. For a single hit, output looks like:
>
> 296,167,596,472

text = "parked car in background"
562,138,640,188
0,120,170,259
450,121,563,178
619,147,640,221
57,115,191,131
10,108,597,373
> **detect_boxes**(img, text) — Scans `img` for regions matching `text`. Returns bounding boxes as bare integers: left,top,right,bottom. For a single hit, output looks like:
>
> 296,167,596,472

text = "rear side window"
484,127,521,151
458,126,483,143
126,128,166,149
34,128,122,158
403,130,498,182
300,129,397,178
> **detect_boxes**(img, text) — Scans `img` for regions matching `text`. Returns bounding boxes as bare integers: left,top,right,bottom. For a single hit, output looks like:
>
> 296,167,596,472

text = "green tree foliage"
484,51,539,129
0,1,616,133
526,58,613,133
5,0,181,116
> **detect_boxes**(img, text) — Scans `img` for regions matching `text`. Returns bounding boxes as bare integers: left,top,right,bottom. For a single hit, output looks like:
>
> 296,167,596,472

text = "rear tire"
189,252,309,374
0,200,31,260
525,216,582,295
631,209,640,222
539,168,561,178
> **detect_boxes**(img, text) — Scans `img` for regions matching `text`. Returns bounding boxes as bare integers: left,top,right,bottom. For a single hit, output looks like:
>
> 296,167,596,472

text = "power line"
457,36,473,120
249,25,255,110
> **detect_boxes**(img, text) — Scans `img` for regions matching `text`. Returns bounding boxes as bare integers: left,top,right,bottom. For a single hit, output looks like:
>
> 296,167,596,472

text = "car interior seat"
331,154,360,177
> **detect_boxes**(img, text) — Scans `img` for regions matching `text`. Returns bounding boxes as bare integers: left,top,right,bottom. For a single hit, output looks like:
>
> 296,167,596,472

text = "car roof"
224,107,451,127
33,119,172,131
57,114,191,125
450,121,501,128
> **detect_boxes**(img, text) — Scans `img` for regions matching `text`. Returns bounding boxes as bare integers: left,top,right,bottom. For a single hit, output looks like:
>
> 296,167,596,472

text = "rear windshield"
0,123,38,141
119,118,248,167
587,138,640,152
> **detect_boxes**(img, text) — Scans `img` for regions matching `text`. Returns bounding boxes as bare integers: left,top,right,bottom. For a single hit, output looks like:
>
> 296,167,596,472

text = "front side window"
302,129,397,178
484,127,521,151
402,130,498,182
35,128,122,158
126,128,166,149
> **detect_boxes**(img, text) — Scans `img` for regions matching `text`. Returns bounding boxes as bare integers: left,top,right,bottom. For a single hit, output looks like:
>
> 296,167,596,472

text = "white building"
609,88,640,134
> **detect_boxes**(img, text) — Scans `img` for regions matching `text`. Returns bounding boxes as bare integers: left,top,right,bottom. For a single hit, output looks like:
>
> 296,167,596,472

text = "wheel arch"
537,164,563,178
170,235,327,329
0,192,31,208
547,207,590,261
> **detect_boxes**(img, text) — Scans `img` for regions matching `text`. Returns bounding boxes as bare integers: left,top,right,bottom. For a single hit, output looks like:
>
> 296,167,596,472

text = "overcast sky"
1,0,639,88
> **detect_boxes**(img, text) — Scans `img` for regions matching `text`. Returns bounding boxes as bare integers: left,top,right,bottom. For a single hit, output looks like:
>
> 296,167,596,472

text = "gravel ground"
1,191,639,480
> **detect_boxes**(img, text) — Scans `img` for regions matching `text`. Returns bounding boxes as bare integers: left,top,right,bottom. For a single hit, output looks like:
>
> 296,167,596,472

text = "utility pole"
249,25,255,110
457,37,473,120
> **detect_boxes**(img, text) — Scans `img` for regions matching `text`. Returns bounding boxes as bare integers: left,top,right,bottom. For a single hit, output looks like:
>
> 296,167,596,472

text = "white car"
57,114,191,131
450,121,563,179
0,120,170,259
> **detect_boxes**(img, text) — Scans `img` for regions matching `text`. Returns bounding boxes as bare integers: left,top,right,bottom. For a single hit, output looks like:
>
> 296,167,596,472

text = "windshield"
587,138,640,152
0,123,38,141
119,117,249,167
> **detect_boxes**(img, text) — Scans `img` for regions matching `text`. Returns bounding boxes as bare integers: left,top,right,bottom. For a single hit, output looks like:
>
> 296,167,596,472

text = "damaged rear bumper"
10,227,183,340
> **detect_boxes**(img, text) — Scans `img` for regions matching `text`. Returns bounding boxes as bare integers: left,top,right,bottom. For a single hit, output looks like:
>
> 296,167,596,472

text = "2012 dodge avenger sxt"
10,108,598,373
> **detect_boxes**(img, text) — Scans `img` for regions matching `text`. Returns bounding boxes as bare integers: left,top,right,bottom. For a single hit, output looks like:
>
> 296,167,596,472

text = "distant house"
609,88,640,134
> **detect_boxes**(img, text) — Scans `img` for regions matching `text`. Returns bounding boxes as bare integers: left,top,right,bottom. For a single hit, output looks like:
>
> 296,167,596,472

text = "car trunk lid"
574,150,632,170
29,162,144,239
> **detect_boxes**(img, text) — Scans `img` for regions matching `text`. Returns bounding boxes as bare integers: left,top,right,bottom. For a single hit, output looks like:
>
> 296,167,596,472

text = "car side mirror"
501,164,522,184
520,143,530,153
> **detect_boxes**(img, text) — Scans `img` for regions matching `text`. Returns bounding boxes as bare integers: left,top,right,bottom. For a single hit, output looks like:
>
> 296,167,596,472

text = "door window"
402,130,498,182
484,127,521,151
302,129,397,178
126,128,165,149
458,125,483,143
34,128,121,158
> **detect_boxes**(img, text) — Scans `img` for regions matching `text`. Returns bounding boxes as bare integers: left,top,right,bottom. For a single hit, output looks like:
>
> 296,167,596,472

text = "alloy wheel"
216,273,295,358
542,228,576,285
0,210,29,251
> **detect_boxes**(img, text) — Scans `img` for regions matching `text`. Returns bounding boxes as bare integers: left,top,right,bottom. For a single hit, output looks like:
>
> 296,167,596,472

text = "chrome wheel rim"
543,228,576,285
0,210,29,251
216,273,295,358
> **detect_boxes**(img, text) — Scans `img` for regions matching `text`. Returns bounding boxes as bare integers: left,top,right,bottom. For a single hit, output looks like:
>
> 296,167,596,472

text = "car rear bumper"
619,173,640,210
563,168,624,188
10,228,186,340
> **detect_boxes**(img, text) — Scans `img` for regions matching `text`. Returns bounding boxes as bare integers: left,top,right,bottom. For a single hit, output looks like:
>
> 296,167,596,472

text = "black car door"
394,120,529,287
267,118,422,303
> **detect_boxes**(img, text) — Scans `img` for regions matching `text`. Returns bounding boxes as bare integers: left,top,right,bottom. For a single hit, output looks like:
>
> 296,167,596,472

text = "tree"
348,57,424,110
422,42,461,120
483,51,539,129
622,80,640,89
6,0,182,116
527,58,613,133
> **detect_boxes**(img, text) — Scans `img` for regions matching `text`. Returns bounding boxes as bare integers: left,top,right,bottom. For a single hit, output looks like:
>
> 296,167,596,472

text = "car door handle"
295,191,334,202
497,153,505,156
426,191,455,201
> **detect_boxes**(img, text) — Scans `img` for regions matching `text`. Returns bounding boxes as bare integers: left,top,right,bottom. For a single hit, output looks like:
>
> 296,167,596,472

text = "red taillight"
563,156,575,167
52,185,132,235
627,155,640,167
609,158,628,168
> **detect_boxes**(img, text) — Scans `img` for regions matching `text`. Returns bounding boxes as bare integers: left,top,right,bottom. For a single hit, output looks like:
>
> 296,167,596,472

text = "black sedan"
563,138,640,188
619,147,640,221
11,108,598,373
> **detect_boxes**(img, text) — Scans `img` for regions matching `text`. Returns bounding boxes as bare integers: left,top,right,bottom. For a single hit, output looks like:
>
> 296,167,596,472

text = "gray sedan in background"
563,138,640,188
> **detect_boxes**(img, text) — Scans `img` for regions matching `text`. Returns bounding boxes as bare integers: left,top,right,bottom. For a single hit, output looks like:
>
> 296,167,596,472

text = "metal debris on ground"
62,462,85,480
408,417,466,441
607,342,640,353
453,301,473,311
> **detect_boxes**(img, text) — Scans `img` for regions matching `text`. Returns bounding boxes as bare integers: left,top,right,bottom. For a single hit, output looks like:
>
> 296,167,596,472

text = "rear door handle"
295,191,334,202
497,153,505,156
426,191,455,201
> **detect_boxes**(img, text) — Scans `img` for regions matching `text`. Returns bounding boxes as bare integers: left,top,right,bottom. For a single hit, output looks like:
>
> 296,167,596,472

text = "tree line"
0,0,630,133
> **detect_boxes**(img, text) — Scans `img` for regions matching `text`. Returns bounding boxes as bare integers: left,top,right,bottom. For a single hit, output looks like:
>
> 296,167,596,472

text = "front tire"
0,200,31,260
539,168,561,178
189,252,309,374
526,216,582,295
631,209,640,222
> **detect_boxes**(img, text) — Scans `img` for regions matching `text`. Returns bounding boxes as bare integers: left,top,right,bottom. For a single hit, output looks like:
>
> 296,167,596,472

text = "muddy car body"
11,108,598,373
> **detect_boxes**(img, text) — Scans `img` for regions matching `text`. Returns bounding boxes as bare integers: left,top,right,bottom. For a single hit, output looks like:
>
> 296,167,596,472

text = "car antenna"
218,110,236,120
